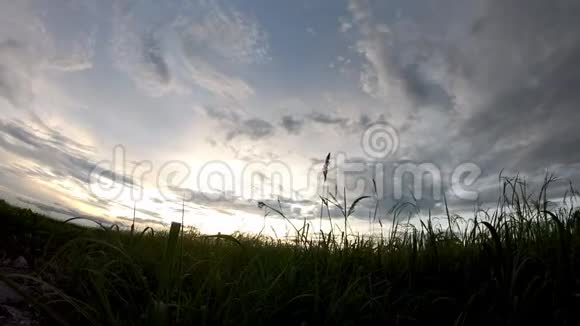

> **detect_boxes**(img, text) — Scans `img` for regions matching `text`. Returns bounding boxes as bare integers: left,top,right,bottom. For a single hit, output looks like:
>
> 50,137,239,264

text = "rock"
0,304,38,326
12,257,28,270
0,282,22,304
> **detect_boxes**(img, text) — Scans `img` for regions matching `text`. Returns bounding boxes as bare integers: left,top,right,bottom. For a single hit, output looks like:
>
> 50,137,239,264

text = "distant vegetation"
1,175,580,325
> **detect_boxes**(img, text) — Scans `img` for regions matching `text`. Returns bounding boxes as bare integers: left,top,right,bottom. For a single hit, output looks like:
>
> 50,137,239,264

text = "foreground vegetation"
1,176,580,325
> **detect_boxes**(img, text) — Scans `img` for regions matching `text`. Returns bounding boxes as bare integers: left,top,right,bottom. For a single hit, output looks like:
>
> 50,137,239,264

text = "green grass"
1,176,580,325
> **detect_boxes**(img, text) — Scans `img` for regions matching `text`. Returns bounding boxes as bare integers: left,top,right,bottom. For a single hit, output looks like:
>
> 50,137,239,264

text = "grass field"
1,176,580,325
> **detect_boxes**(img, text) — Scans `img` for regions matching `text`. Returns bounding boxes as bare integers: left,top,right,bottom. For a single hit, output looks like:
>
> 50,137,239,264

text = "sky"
1,0,579,236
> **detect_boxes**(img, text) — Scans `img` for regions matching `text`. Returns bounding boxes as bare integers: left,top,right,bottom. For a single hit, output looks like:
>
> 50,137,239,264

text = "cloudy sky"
1,0,579,236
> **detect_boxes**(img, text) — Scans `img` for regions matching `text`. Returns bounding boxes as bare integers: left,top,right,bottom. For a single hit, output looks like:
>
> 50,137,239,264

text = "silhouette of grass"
0,174,579,325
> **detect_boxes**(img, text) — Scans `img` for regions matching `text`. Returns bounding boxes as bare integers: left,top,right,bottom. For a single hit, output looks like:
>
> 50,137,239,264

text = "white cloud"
178,0,269,64
0,40,35,109
111,4,190,97
180,55,255,101
339,19,353,33
348,0,407,108
0,1,96,109
36,0,97,72
110,0,267,100
43,34,95,72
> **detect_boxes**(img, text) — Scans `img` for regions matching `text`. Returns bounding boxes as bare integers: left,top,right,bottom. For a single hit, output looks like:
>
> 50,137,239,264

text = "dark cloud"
358,114,372,128
142,35,171,85
205,137,217,147
136,207,162,219
308,112,349,126
0,39,22,51
202,105,241,122
29,113,94,153
401,63,455,111
169,187,257,211
352,0,580,213
151,197,164,204
14,196,116,227
226,118,274,140
201,106,275,141
447,0,580,174
116,214,167,227
113,202,167,226
280,115,304,135
0,119,135,190
2,163,55,180
117,200,163,223
17,196,81,217
81,196,113,212
304,112,387,136
167,186,301,218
